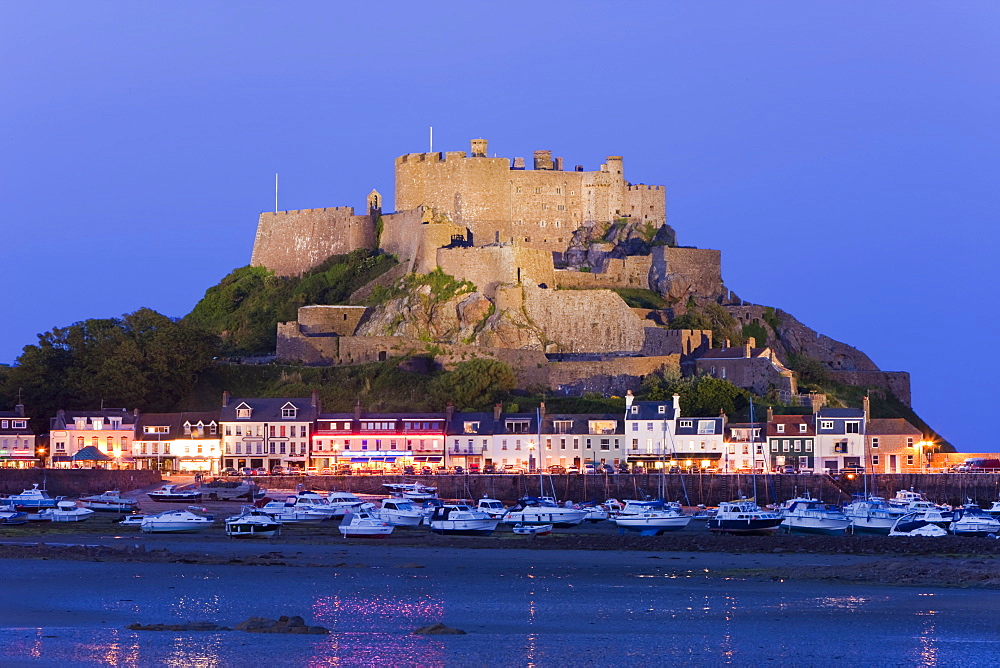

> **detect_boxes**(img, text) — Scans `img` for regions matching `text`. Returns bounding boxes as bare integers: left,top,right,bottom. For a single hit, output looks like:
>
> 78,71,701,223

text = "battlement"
627,184,664,191
265,206,357,216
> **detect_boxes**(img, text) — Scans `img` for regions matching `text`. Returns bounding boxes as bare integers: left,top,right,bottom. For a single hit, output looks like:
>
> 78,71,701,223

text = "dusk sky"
3,3,998,451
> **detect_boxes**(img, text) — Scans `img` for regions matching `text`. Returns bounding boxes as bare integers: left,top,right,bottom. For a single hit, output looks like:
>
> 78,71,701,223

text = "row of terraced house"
1,391,938,476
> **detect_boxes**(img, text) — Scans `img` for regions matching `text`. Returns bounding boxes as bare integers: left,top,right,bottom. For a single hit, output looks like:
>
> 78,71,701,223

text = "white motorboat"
779,494,851,536
843,496,909,535
378,498,425,527
501,497,587,527
512,523,552,536
950,503,1000,537
140,509,214,533
286,491,343,518
258,499,329,523
898,502,953,529
326,491,366,514
384,481,438,501
2,484,62,510
582,505,610,523
428,504,500,535
339,508,394,537
0,502,29,525
225,507,283,538
147,484,203,503
38,500,95,523
887,488,931,508
80,490,140,512
889,512,948,537
614,507,691,535
476,497,508,519
707,499,783,535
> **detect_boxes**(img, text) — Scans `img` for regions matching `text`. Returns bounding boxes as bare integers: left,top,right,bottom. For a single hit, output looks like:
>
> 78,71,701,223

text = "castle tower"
534,150,554,170
367,189,382,213
470,138,488,157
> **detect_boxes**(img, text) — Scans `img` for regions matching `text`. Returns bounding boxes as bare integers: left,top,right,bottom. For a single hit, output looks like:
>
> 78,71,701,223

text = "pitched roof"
867,418,922,436
817,407,865,419
73,445,111,461
135,411,221,439
220,398,318,422
766,414,815,437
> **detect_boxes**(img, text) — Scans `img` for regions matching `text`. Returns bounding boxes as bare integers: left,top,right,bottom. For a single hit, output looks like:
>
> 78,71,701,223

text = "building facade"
220,393,318,473
48,409,137,468
813,407,867,473
132,411,222,473
0,404,36,469
313,410,447,473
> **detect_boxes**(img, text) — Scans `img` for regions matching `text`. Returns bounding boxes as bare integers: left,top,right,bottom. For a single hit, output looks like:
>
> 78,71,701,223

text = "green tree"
430,358,517,410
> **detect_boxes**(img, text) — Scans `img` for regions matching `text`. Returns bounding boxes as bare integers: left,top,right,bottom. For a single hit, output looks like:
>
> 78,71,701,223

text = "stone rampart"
554,255,653,290
296,305,369,336
437,245,555,298
251,207,375,276
652,247,725,300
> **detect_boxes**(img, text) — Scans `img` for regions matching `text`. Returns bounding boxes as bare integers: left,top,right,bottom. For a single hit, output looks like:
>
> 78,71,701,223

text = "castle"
250,139,908,405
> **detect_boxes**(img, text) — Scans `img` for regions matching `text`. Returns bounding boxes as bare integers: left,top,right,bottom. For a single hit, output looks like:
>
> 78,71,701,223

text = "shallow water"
2,558,999,667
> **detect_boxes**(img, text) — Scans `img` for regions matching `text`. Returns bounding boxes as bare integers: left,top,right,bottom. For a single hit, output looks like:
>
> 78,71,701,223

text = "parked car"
631,466,646,475
667,465,681,474
251,467,268,476
452,466,465,475
320,467,334,475
565,466,580,474
402,465,416,475
599,464,615,474
482,464,497,474
781,465,796,474
501,464,524,474
468,463,480,474
704,467,719,474
270,466,288,475
221,467,237,476
953,458,1000,472
420,466,433,475
548,465,566,475
583,462,599,474
240,467,253,476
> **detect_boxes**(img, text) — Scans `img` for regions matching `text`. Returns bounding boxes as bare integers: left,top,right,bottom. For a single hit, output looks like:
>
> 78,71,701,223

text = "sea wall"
0,470,161,496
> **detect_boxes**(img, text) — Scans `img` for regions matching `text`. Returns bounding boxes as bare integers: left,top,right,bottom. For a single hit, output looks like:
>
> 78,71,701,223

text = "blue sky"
3,2,998,450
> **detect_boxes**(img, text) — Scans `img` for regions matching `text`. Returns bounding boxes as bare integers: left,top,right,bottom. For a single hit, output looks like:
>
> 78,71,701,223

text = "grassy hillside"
184,250,396,355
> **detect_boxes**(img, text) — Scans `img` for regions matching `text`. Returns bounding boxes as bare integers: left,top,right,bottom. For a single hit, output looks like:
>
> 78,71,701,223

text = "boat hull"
781,520,849,536
707,518,783,535
502,510,586,528
338,527,394,538
140,523,211,533
84,501,139,512
614,517,691,533
429,523,497,536
147,493,203,503
226,523,281,538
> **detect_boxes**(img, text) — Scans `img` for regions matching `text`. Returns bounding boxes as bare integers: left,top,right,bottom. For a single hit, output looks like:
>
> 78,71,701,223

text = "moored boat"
501,497,587,527
38,500,95,523
225,507,283,538
950,502,1000,537
257,498,329,523
429,504,500,535
147,484,203,503
140,509,214,533
326,491,366,515
378,498,424,527
843,496,908,535
339,508,394,537
707,499,783,535
779,494,850,536
512,523,552,536
889,512,948,537
80,490,140,512
2,484,61,511
0,503,29,525
614,507,691,535
476,497,507,519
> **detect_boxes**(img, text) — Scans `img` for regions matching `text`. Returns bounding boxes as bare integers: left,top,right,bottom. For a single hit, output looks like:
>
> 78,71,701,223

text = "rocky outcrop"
128,615,329,635
564,219,675,271
413,623,467,635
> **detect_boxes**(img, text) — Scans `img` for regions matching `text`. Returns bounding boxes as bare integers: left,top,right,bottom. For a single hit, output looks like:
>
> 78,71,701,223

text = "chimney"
766,407,774,422
512,157,525,170
494,403,502,421
222,391,231,408
354,399,362,421
625,390,634,415
863,395,870,422
554,156,564,171
724,338,731,348
311,389,321,412
15,404,24,418
745,340,752,358
809,393,824,415
672,393,681,418
539,401,546,426
446,401,455,423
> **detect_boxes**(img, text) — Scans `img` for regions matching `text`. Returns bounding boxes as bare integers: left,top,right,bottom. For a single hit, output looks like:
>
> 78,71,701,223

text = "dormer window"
799,424,807,433
777,424,785,433
236,403,253,419
183,422,192,435
463,422,479,434
820,421,833,430
92,419,103,430
209,422,217,435
109,419,121,430
657,406,666,414
281,403,298,419
630,406,638,414
679,420,693,429
12,420,25,429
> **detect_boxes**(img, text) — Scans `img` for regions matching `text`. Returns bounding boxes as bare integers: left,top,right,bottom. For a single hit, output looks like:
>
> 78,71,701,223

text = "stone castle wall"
437,245,555,298
554,256,653,290
653,247,725,300
379,208,463,275
829,370,912,406
251,207,376,276
296,305,369,336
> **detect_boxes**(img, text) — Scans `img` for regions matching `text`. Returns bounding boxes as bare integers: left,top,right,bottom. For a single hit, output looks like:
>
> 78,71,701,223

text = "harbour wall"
0,470,162,497
261,473,1000,507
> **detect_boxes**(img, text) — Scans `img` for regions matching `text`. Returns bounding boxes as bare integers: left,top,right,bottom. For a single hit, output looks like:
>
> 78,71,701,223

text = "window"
553,420,573,434
646,423,653,431
657,405,666,414
906,437,914,447
907,454,914,465
183,422,192,435
210,423,217,435
235,426,243,436
872,454,880,465
630,406,638,414
820,421,833,430
573,438,579,450
631,439,638,450
679,420,693,429
280,425,286,438
777,424,785,433
300,426,307,437
771,442,778,452
464,422,479,434
799,424,807,433
143,426,169,434
236,408,251,419
282,406,297,418
225,425,232,436
13,420,26,429
697,420,715,435
555,187,562,194
506,420,531,434
535,187,541,194
600,439,610,450
794,440,801,452
845,422,860,434
0,421,6,429
806,442,813,452
871,437,880,449
270,426,276,437
782,441,789,452
501,440,507,450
